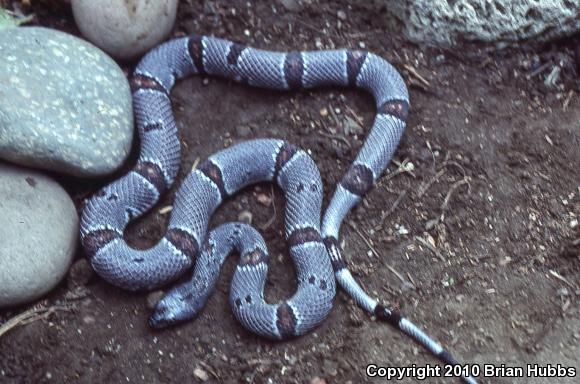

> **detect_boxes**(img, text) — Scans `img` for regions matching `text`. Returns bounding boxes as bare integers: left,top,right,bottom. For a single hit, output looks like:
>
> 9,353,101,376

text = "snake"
80,34,477,384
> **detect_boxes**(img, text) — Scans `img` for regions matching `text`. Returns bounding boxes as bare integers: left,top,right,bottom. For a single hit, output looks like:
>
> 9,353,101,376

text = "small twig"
415,236,445,261
191,157,201,172
403,64,430,87
295,19,320,33
328,105,342,128
563,90,574,111
537,172,551,181
383,190,407,219
1,9,34,26
348,222,409,285
548,270,576,289
0,305,70,339
379,159,416,185
376,190,407,229
318,131,351,148
417,158,468,199
417,168,446,198
392,159,416,178
344,105,364,126
406,272,416,287
440,159,467,178
198,361,220,380
441,177,471,211
408,78,430,93
380,168,406,184
259,185,277,231
528,61,552,78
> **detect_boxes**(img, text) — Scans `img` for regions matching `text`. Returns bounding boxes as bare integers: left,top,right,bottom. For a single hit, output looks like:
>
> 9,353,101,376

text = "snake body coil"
80,35,477,383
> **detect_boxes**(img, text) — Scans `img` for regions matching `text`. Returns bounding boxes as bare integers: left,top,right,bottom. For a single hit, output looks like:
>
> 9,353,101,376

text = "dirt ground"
1,1,579,384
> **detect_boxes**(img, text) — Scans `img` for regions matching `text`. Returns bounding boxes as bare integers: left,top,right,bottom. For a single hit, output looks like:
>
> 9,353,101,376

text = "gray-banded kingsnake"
80,35,478,384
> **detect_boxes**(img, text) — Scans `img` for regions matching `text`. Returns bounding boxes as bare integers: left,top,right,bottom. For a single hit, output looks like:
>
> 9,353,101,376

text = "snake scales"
80,35,477,384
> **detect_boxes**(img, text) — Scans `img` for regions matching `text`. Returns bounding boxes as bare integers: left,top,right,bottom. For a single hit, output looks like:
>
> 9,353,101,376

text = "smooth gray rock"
71,0,178,60
388,0,580,47
0,163,78,307
0,27,133,177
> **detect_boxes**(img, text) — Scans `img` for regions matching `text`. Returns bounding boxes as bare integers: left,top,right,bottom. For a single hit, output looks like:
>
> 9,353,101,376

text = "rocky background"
389,0,580,47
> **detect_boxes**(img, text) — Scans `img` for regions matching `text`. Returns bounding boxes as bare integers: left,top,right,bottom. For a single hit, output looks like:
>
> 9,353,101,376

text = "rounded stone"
0,163,79,307
146,290,165,310
0,27,133,177
71,0,178,60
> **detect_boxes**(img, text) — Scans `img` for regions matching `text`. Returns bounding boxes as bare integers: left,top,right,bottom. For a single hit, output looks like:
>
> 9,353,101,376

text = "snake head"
148,289,207,329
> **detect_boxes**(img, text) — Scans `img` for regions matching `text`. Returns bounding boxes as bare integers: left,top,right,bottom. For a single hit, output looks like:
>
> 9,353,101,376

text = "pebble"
322,359,338,376
146,290,165,310
0,163,78,307
235,125,252,138
337,10,347,20
71,0,178,60
0,27,133,177
238,210,253,225
279,0,301,12
396,224,409,235
343,116,363,136
193,366,209,381
67,258,95,287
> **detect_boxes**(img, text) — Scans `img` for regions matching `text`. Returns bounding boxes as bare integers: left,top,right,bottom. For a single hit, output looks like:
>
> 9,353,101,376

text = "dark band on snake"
134,161,167,194
130,74,169,96
188,35,205,74
276,303,297,338
378,99,410,121
273,142,298,181
166,228,199,261
198,160,228,199
240,248,267,266
287,227,322,247
340,163,374,196
82,229,120,259
284,52,304,89
227,43,247,66
346,50,367,86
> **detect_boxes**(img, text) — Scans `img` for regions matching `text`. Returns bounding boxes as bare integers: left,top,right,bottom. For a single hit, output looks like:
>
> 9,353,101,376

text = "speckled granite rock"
71,0,178,60
387,0,580,47
0,163,78,307
0,27,133,177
